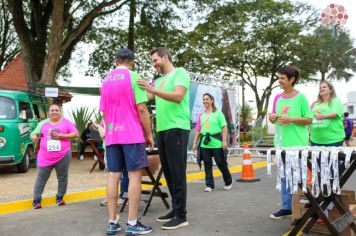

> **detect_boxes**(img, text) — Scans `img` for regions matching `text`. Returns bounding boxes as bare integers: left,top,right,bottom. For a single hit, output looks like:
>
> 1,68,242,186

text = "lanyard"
311,149,320,197
331,149,341,195
275,149,284,191
267,148,273,178
320,150,332,197
301,149,309,193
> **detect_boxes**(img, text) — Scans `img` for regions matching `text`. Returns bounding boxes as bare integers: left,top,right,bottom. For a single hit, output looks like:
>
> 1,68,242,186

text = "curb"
0,161,267,215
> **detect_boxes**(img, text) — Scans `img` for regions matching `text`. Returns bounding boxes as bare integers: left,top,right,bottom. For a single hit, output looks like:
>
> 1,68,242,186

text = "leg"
281,178,292,210
79,141,87,157
54,152,71,197
33,165,54,200
212,148,232,186
164,129,189,218
127,169,142,221
201,148,214,189
107,172,122,220
119,169,129,199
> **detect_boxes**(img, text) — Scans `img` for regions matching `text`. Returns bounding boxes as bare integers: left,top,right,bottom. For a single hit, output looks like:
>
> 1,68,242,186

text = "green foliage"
240,104,252,131
180,0,318,121
239,131,252,143
294,27,356,82
67,106,95,135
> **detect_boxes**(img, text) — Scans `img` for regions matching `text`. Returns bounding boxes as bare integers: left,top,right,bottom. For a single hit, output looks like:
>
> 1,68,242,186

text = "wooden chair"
120,152,170,216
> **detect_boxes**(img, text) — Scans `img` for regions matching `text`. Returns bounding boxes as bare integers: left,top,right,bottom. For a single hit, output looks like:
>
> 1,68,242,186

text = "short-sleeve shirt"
31,118,78,167
154,67,190,132
272,92,312,147
100,67,148,145
310,97,345,144
344,117,353,135
195,110,227,148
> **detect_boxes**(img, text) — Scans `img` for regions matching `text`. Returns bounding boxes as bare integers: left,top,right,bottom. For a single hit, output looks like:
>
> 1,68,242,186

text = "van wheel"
17,147,31,173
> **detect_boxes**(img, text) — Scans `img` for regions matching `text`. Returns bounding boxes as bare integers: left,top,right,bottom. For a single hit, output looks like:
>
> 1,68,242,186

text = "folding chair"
120,153,170,216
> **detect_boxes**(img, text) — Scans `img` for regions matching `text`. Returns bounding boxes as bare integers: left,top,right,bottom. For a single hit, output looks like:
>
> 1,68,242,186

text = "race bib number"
47,140,61,152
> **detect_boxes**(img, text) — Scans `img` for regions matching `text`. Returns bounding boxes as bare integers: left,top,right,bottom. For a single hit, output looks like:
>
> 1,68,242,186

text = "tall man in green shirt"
268,66,313,220
138,47,190,230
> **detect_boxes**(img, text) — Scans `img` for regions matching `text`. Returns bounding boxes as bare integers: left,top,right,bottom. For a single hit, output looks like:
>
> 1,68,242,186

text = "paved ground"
0,154,265,202
0,167,355,236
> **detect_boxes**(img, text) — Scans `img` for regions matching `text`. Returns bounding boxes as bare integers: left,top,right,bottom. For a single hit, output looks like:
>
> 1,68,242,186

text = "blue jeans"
281,177,292,210
119,169,129,199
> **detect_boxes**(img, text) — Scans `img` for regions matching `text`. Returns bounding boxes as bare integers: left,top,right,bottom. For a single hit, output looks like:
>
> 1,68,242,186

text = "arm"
192,131,201,152
57,132,79,139
137,79,187,103
136,103,154,150
222,126,228,150
278,116,312,125
314,112,338,120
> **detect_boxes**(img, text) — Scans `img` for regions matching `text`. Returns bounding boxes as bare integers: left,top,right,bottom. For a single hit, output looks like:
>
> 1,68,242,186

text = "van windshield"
0,96,16,119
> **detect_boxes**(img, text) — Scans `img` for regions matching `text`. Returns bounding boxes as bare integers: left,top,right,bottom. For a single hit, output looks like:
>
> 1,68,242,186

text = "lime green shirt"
310,97,345,144
272,92,312,147
197,110,227,148
154,67,190,132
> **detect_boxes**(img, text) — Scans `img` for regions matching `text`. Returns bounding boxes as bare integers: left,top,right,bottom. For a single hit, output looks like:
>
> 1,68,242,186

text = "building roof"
0,54,28,91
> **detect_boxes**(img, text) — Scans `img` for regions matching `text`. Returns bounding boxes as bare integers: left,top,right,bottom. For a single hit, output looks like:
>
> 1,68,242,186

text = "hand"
268,113,278,123
222,141,228,150
52,133,64,140
314,113,324,120
31,134,40,143
137,79,155,94
277,115,291,125
192,143,197,152
145,135,154,152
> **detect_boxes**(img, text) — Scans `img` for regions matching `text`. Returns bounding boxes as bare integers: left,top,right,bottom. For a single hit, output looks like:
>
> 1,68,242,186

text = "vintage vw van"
0,90,49,172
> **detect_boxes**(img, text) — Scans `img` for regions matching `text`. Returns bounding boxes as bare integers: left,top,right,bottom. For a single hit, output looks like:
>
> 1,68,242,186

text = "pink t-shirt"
36,118,78,167
100,67,148,145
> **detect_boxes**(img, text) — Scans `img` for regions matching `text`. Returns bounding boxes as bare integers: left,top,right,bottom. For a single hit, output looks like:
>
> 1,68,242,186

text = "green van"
0,90,49,173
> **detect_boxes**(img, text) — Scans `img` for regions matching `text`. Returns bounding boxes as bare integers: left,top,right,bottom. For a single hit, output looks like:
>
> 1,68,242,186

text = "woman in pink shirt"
30,104,78,209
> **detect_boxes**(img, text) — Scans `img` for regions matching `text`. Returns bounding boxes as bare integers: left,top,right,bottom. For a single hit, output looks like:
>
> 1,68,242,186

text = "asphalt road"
0,167,355,236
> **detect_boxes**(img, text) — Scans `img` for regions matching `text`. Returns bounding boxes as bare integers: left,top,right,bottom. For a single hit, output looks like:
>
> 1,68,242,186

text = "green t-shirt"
310,97,345,144
31,118,50,135
154,67,190,132
272,92,312,148
197,110,227,148
130,71,148,105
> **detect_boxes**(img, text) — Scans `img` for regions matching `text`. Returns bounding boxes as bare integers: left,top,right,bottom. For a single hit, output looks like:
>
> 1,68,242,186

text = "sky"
63,0,356,120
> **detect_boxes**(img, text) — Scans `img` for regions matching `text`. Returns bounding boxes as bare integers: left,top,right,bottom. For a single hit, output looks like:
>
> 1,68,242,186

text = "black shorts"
345,134,351,141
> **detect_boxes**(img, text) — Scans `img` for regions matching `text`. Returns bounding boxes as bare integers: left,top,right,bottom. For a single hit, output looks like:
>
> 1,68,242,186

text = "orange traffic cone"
236,144,260,182
307,167,312,185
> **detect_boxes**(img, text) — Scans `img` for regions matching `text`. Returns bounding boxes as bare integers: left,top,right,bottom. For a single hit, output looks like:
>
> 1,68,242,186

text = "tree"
6,0,131,85
86,0,221,77
178,0,317,121
294,27,356,82
0,0,20,70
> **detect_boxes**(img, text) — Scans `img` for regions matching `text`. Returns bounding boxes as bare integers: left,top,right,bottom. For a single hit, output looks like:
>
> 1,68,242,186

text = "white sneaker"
204,187,214,192
93,155,98,161
79,155,84,160
224,183,233,190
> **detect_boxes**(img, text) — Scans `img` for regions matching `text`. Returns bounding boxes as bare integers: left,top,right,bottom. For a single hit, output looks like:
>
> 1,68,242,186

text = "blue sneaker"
270,209,292,220
56,195,65,206
125,221,152,235
106,222,122,235
32,199,42,209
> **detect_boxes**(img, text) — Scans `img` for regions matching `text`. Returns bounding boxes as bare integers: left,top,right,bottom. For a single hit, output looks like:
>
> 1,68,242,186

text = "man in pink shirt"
100,48,154,235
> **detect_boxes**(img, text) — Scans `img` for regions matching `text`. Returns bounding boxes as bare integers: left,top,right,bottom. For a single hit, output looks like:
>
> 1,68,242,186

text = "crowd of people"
28,50,354,235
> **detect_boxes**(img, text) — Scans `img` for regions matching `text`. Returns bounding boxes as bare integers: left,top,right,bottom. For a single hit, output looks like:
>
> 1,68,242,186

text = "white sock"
109,219,118,224
127,219,137,226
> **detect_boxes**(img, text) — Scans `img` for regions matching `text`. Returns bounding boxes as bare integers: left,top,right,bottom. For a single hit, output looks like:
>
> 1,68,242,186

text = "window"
0,96,16,119
19,101,34,119
347,106,354,115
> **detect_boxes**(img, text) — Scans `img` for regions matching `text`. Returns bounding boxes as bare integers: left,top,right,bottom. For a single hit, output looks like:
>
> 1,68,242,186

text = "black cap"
116,48,135,60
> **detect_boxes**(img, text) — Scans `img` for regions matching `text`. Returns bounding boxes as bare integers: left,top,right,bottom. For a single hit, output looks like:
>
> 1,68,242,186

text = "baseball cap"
116,48,135,60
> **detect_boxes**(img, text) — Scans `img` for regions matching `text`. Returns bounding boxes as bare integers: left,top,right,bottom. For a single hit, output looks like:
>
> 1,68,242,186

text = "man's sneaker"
224,183,233,190
161,216,189,230
106,222,122,235
204,187,214,192
156,211,175,222
270,209,292,220
79,155,84,160
125,221,152,235
32,199,42,209
94,155,98,161
56,195,65,206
